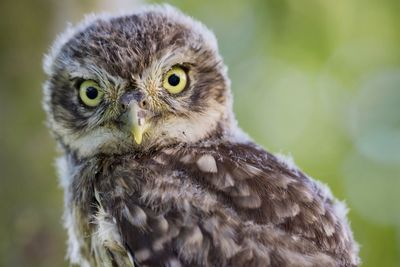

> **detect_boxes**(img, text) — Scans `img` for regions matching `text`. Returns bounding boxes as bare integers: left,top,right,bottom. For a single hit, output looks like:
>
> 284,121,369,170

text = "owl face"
43,5,233,157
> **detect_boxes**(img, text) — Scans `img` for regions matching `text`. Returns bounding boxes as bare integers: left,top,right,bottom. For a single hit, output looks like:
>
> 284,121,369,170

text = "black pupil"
86,87,98,99
168,74,180,86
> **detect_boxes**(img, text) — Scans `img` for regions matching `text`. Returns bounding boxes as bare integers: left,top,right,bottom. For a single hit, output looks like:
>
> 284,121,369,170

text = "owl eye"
79,80,104,107
163,66,188,94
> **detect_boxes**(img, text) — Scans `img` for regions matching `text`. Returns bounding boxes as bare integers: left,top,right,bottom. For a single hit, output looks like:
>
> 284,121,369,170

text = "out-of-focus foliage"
0,0,399,266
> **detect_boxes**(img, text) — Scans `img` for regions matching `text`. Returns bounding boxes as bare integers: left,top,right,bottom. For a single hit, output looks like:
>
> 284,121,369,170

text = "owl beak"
128,102,149,145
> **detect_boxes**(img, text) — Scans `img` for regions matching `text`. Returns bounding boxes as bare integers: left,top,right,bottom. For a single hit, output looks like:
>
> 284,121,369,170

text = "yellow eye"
79,80,104,107
163,66,188,94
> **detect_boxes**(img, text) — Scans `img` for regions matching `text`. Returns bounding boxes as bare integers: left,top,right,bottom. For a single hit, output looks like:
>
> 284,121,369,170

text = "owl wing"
103,142,358,267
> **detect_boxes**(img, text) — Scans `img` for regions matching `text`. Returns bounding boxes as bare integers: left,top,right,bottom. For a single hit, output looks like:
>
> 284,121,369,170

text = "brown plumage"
43,4,359,267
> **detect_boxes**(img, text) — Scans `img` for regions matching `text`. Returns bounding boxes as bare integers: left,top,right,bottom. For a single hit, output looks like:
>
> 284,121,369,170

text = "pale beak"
128,102,149,145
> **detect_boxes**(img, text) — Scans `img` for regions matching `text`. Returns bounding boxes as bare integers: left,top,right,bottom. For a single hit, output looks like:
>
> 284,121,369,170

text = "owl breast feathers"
43,4,360,267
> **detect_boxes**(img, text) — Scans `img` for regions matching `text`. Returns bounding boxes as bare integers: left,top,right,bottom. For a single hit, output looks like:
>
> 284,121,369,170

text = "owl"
43,4,359,267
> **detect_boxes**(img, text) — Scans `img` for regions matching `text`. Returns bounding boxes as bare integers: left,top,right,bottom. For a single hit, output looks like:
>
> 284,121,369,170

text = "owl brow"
178,62,195,69
69,73,126,94
86,66,118,88
162,59,195,72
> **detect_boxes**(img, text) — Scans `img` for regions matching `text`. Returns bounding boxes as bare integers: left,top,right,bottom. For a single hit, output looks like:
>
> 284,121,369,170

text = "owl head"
43,5,238,158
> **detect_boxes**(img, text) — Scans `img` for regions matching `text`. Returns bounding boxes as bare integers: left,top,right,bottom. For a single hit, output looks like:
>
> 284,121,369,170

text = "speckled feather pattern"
60,142,358,267
43,4,359,267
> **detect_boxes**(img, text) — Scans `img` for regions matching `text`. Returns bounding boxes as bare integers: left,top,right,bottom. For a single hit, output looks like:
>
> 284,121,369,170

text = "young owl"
43,5,359,267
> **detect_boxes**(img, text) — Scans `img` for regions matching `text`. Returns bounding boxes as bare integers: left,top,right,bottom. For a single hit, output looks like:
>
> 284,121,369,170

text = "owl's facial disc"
43,6,234,157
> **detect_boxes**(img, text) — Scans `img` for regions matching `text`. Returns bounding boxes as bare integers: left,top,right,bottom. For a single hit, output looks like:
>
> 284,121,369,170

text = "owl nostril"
120,100,147,112
140,100,147,109
120,90,148,109
121,103,128,111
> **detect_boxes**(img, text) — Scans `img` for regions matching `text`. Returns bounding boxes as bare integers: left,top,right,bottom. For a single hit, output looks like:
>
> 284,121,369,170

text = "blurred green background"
0,0,399,266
